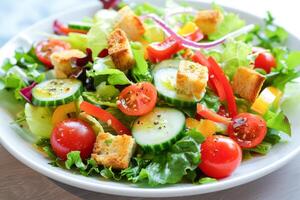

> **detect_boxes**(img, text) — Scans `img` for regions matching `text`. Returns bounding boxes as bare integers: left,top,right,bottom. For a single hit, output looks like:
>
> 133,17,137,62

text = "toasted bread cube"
92,132,136,169
51,49,85,78
176,60,208,99
115,6,145,41
108,28,135,71
232,67,266,102
194,10,224,35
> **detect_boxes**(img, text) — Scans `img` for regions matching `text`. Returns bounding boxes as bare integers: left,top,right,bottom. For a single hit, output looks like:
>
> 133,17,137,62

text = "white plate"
1,0,300,197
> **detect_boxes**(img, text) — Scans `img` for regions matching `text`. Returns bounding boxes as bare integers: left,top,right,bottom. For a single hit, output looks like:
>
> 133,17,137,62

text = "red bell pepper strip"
184,29,204,42
197,104,231,124
207,57,238,117
53,20,88,36
147,36,183,63
80,101,131,135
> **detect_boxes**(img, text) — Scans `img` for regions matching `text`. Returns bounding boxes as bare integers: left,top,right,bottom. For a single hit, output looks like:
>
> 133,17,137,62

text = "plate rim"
1,0,300,197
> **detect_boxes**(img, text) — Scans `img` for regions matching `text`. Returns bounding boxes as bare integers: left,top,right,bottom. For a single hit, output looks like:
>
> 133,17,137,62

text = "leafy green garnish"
264,128,282,145
124,129,204,186
200,90,221,112
220,39,252,78
87,58,132,85
0,47,46,100
208,7,245,40
130,42,152,82
264,111,291,136
249,142,272,155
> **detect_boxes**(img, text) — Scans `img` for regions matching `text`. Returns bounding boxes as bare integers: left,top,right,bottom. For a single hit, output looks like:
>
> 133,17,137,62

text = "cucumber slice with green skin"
32,79,83,107
68,22,92,31
132,107,185,152
153,66,200,108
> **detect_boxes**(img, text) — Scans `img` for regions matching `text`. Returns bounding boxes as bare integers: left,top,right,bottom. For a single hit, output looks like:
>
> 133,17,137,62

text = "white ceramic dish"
1,0,300,197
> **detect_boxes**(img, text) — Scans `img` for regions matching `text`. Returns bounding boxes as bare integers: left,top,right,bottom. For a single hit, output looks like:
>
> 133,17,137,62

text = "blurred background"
0,0,299,46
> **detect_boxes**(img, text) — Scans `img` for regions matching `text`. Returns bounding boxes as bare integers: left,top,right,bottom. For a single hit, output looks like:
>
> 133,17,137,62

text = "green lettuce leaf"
60,33,88,51
133,2,163,16
131,129,204,186
208,8,245,40
200,90,221,112
130,42,152,82
263,128,282,145
220,39,252,78
249,142,272,155
263,111,291,136
87,57,132,85
87,22,111,58
0,47,46,100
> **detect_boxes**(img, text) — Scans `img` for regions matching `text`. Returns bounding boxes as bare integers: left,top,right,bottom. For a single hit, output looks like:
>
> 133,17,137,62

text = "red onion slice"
20,82,38,103
141,14,255,49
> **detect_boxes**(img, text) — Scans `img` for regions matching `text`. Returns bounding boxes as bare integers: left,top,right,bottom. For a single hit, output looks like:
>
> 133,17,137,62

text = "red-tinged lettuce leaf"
19,82,37,103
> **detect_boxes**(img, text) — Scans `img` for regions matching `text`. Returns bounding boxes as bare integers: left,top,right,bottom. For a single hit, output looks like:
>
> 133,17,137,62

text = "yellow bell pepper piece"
52,102,77,125
251,87,282,115
178,22,198,36
186,118,217,137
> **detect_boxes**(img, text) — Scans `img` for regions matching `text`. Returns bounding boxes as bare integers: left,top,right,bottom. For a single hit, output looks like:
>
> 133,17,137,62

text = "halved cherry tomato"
117,82,157,116
80,101,131,135
199,135,242,179
50,118,96,160
35,39,71,68
227,113,267,148
197,104,231,124
254,52,276,73
147,36,182,63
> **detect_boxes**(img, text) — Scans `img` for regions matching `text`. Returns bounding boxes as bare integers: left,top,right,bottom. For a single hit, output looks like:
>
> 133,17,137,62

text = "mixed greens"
1,0,300,186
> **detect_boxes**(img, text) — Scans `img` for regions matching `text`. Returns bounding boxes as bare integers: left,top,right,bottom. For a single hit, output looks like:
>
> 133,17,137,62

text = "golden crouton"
108,28,135,71
176,60,208,99
232,67,266,102
92,132,136,169
194,10,224,35
115,6,145,41
51,49,85,78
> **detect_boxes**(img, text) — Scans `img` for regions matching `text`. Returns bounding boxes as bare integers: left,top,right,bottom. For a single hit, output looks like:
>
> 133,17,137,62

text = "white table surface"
1,0,300,199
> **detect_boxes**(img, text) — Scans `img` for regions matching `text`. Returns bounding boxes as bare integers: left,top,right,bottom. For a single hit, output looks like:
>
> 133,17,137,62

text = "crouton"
108,28,135,71
92,132,136,169
232,67,266,102
115,6,145,41
176,60,208,99
194,10,224,35
51,49,85,78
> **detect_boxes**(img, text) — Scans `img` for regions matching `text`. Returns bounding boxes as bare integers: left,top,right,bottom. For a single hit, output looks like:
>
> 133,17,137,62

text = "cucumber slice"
68,22,92,31
153,65,200,107
132,107,185,152
32,79,83,107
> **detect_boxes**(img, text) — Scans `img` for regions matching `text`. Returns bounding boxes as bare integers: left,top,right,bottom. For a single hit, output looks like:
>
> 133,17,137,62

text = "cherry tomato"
50,119,96,160
254,52,276,73
35,39,71,68
117,82,157,116
147,36,182,63
199,135,242,179
227,113,267,148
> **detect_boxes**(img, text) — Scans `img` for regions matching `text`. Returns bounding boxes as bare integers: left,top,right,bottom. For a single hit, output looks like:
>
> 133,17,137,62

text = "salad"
1,0,299,186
